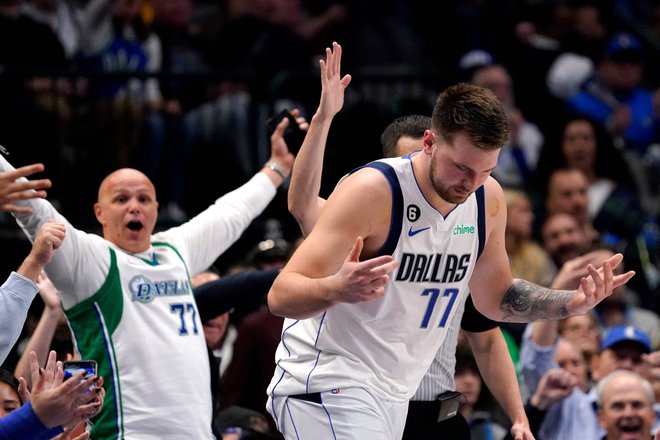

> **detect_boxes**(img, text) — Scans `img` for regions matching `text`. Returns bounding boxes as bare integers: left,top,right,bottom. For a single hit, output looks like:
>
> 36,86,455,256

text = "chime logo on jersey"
452,224,475,235
129,275,191,303
395,252,471,283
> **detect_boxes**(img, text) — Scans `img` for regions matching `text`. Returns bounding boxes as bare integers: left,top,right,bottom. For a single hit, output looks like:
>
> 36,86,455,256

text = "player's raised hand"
317,42,352,121
566,253,634,315
330,236,398,304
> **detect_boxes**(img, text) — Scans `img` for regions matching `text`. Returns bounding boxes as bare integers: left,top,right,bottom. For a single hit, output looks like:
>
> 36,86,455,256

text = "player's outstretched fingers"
586,263,604,299
612,270,635,288
580,276,595,307
602,259,613,296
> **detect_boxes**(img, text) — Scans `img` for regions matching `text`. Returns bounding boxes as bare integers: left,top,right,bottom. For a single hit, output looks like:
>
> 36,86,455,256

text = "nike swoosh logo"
408,226,431,237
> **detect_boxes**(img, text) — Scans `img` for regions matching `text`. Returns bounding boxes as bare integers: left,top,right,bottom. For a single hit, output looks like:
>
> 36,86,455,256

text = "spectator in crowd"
516,367,579,439
454,344,509,440
0,368,21,418
597,369,656,440
0,110,294,438
504,188,555,286
534,115,647,246
471,63,544,189
0,350,102,440
556,312,602,367
14,271,73,388
540,211,591,268
0,221,65,365
543,167,600,244
566,31,660,156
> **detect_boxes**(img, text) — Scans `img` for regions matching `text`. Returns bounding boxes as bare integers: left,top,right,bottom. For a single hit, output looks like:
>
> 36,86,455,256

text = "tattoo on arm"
500,280,574,322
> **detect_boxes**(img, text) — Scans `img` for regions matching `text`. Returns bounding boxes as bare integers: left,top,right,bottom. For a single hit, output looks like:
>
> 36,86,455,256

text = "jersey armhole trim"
363,161,403,257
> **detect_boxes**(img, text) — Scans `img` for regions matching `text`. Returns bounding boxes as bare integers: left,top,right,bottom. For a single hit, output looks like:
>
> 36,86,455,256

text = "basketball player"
266,46,634,439
286,42,529,439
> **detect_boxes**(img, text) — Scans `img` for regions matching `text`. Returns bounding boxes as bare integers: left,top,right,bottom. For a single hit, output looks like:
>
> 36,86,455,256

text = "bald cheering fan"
0,117,294,440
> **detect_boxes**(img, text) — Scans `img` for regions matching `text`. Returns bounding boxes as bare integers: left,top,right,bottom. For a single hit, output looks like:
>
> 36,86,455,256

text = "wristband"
265,162,287,179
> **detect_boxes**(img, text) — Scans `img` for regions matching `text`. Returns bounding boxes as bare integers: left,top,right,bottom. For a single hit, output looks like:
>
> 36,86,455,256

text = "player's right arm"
269,167,398,320
288,42,351,237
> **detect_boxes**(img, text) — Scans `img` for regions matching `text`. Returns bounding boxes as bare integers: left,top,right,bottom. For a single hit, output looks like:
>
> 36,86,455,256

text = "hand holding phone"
266,109,306,156
63,360,97,382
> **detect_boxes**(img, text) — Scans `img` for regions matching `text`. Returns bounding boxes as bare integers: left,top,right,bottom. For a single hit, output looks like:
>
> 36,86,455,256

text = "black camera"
266,110,306,156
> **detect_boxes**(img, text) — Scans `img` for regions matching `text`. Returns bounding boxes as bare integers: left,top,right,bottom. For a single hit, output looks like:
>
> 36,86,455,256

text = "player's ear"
422,129,435,153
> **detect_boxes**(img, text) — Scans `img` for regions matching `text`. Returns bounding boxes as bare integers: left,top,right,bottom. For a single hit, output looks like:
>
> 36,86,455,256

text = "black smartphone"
63,360,97,381
266,109,306,156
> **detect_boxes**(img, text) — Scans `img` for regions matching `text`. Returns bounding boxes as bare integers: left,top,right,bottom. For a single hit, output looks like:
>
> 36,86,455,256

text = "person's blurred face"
600,59,644,92
394,136,424,157
0,382,20,418
425,131,499,205
556,339,589,392
506,193,533,238
455,370,482,406
594,342,649,381
545,169,590,224
472,65,514,107
203,313,230,349
599,374,655,440
559,314,601,361
541,213,589,265
94,169,158,254
562,120,597,176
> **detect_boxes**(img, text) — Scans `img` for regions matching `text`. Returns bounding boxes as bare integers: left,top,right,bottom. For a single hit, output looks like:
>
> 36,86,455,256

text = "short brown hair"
380,115,431,158
432,82,509,150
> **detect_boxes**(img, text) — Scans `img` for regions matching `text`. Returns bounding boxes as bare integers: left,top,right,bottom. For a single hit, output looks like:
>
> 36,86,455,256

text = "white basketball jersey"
65,244,212,440
268,156,486,403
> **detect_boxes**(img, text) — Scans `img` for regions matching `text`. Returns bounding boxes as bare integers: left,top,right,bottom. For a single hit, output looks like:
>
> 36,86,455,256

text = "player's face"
598,376,655,440
94,169,159,254
0,382,20,418
427,131,499,204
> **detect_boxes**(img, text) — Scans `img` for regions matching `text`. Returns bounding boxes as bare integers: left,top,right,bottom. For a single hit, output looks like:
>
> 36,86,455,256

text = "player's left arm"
469,178,635,322
466,329,533,440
